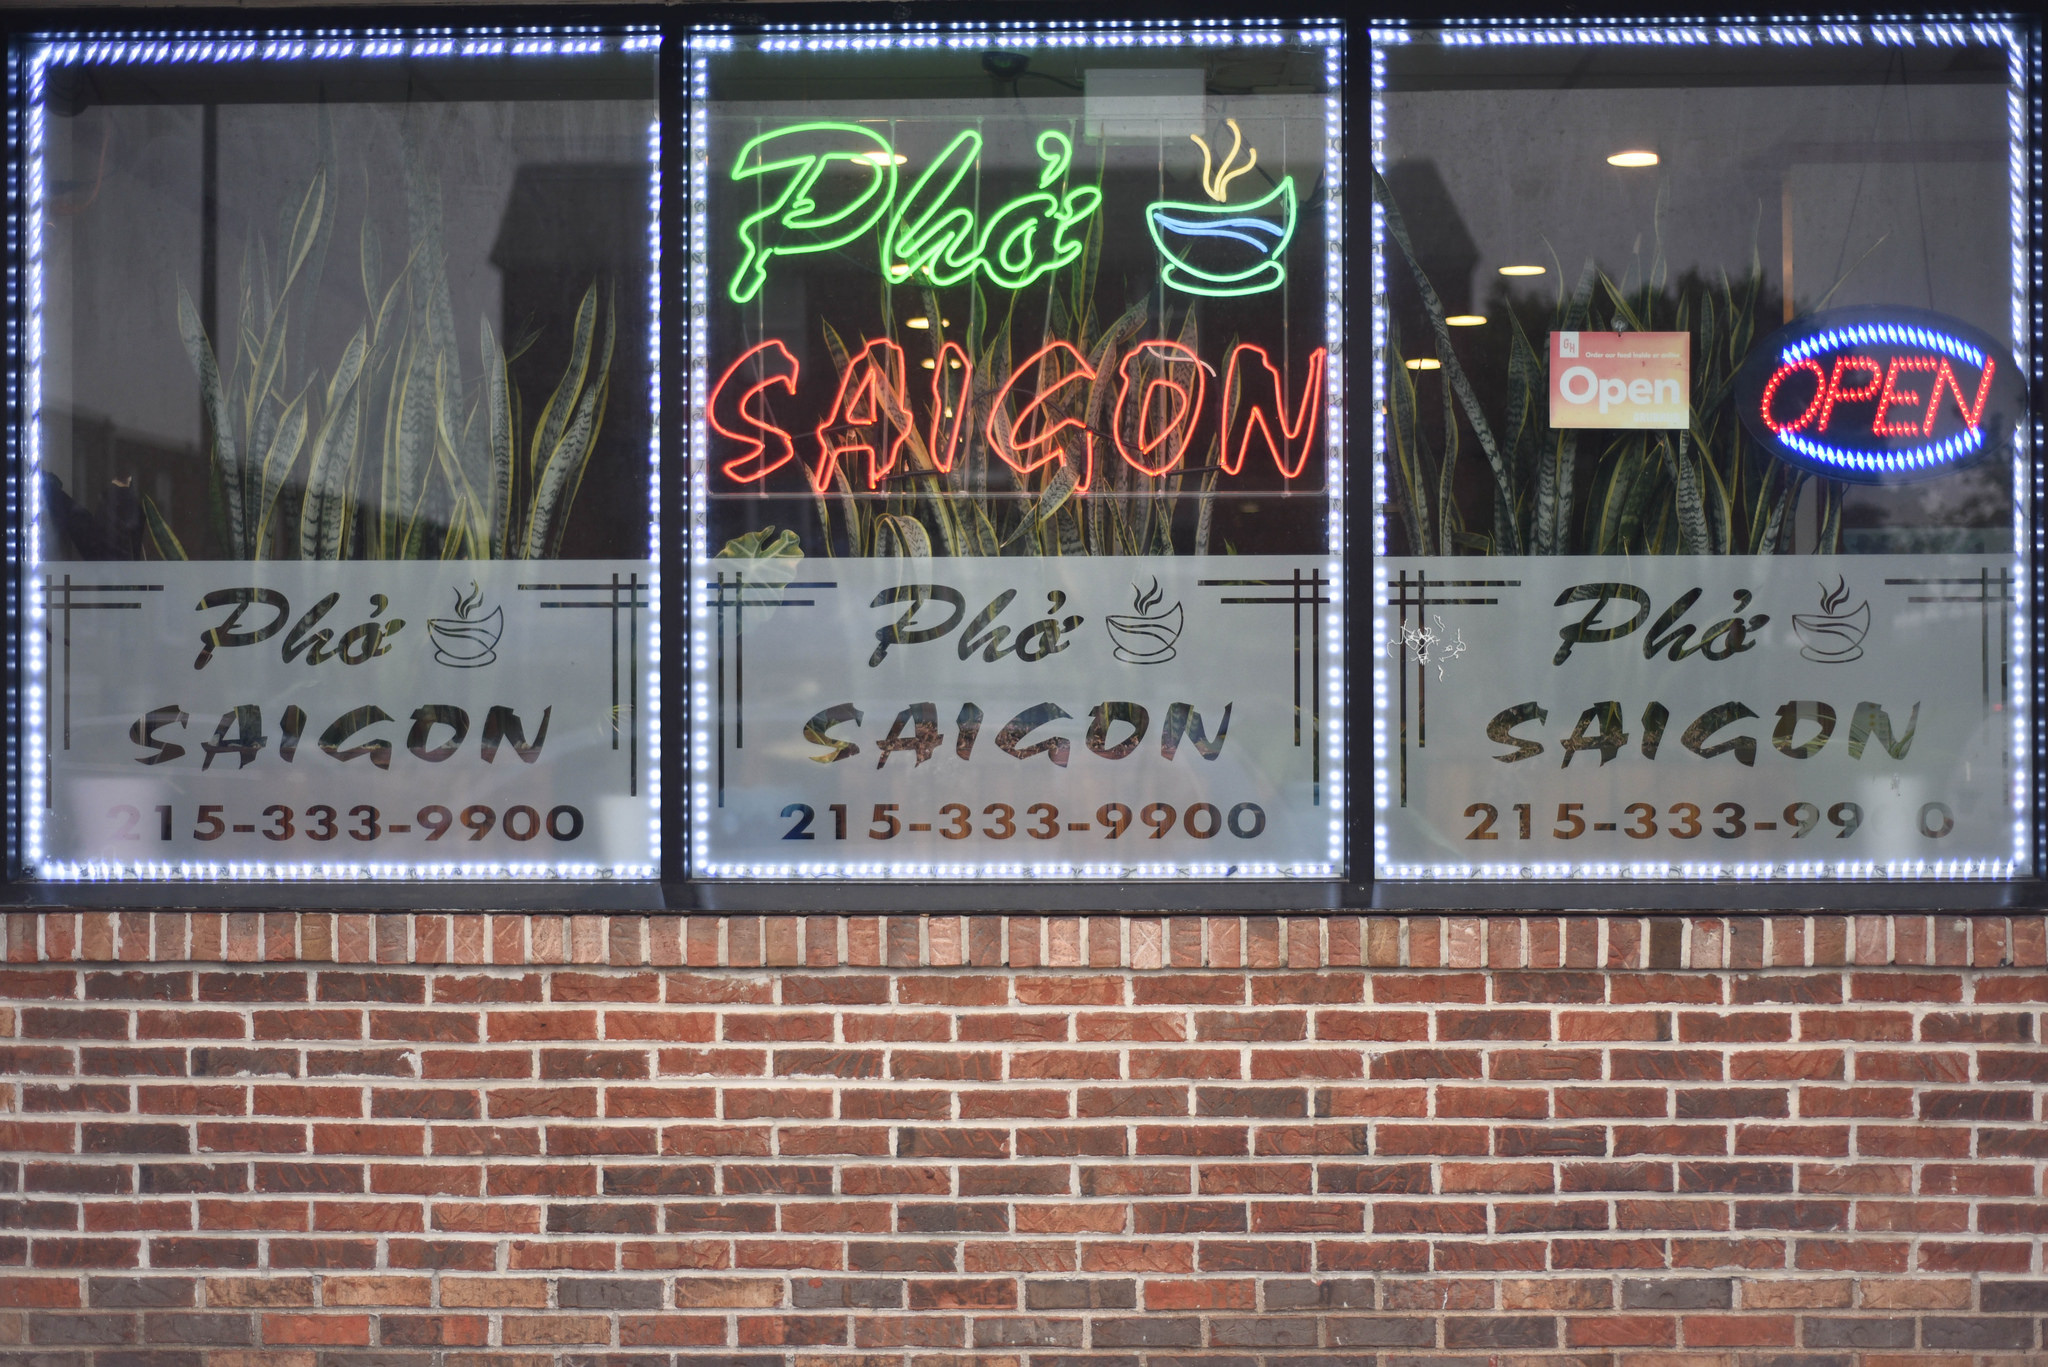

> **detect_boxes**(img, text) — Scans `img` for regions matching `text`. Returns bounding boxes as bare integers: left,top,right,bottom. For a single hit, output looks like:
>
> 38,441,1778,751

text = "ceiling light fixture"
1446,314,1486,327
1498,265,1545,277
1607,150,1659,167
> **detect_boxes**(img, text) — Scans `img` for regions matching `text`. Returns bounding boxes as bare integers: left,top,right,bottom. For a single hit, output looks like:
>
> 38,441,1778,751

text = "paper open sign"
1549,330,1690,429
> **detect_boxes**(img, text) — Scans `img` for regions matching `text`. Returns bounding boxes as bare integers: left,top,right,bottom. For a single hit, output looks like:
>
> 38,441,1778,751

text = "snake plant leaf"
1192,462,1221,557
480,319,514,560
915,477,964,558
392,326,438,555
1385,336,1432,556
1562,257,1597,331
1053,495,1082,558
176,284,245,560
432,353,485,554
251,384,311,559
549,289,615,560
1002,459,1081,551
1671,434,1711,556
1594,437,1640,554
529,284,599,484
523,370,603,561
872,513,932,559
1506,311,1546,551
1372,167,1521,553
1436,366,1460,557
1082,297,1147,434
278,168,326,301
299,382,361,560
1599,272,1647,334
966,502,1002,558
140,493,188,561
1616,437,1663,552
360,216,382,314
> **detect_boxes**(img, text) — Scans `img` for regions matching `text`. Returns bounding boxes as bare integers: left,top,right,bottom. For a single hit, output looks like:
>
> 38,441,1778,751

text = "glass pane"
27,32,661,881
687,23,1346,881
1371,22,2029,882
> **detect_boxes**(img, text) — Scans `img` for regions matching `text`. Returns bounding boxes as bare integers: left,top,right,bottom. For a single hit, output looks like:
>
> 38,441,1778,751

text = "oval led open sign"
1733,306,2024,485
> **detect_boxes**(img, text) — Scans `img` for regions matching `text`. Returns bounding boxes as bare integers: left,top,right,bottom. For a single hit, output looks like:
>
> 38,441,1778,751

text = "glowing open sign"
1733,306,2024,484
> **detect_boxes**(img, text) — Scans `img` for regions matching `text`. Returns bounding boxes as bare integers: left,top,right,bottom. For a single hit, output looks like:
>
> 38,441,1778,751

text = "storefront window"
5,13,2041,903
684,22,1348,882
1371,21,2034,885
21,31,661,881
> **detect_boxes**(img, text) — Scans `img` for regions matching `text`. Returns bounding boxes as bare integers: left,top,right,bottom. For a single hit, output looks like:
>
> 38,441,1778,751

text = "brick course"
1,910,2045,1363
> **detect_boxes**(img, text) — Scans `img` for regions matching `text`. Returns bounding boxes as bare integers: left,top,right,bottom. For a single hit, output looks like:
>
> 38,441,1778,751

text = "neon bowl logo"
1734,306,2023,484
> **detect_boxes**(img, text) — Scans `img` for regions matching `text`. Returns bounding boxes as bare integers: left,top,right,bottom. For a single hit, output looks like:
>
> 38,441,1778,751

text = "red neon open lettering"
1220,344,1327,479
1760,357,1826,434
1929,355,1996,433
1813,354,1883,435
1872,355,1938,437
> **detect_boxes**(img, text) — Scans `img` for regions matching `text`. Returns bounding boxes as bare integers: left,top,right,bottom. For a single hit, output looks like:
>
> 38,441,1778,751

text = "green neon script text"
728,122,898,305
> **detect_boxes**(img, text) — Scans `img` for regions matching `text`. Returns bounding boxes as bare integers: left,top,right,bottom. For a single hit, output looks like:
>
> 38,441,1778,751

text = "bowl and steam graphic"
1148,118,1297,298
428,581,504,668
1106,578,1184,664
1792,576,1869,663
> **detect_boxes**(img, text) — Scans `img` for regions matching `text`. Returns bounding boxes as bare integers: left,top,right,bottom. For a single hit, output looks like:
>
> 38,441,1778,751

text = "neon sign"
709,338,1328,494
882,130,1101,293
1147,119,1297,298
1733,307,2023,484
727,123,1104,304
729,123,898,307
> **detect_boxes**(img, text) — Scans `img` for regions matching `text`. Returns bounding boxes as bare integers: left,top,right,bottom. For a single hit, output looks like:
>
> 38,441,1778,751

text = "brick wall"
2,910,2046,1364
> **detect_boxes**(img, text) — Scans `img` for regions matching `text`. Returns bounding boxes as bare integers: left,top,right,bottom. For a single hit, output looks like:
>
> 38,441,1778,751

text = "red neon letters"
1112,341,1206,477
988,341,1098,493
710,337,1329,490
928,341,973,475
1220,343,1327,479
709,340,800,484
812,340,917,492
1761,351,1997,440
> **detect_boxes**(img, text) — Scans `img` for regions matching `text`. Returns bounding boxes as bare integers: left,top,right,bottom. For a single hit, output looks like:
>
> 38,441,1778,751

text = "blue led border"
20,24,663,884
1781,321,1985,369
1370,18,2034,885
684,18,1347,884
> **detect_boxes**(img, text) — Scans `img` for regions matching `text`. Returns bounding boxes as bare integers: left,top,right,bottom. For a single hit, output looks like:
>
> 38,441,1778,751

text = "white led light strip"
1370,18,2033,884
23,25,662,883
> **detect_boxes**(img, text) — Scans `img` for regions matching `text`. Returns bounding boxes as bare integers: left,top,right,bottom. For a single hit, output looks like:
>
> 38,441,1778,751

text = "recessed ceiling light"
1404,358,1441,371
1446,314,1487,327
904,317,952,329
1607,150,1659,167
1498,265,1545,277
852,151,909,166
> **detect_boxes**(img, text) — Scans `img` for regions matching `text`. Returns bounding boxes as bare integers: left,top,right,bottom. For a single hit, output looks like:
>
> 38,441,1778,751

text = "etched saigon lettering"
128,587,552,773
1483,580,1918,772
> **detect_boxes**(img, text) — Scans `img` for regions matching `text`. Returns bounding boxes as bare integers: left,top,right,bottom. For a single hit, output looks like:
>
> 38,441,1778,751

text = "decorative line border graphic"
708,573,838,807
40,578,164,809
519,574,650,796
1886,569,2016,712
1383,570,1522,808
1201,568,1331,804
